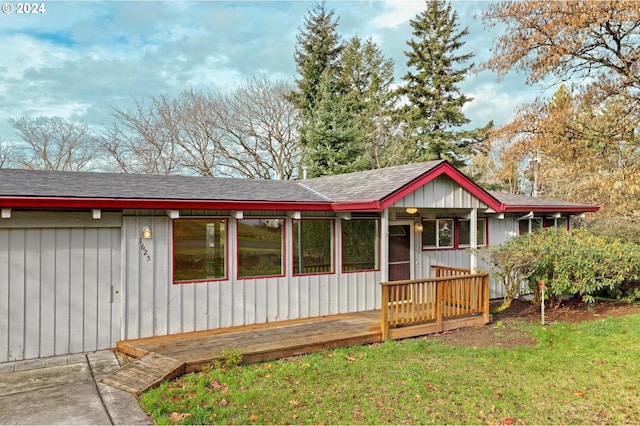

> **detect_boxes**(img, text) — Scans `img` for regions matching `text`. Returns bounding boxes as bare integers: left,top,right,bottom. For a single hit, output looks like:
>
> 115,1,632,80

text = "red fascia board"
379,162,505,212
502,205,600,213
0,197,336,211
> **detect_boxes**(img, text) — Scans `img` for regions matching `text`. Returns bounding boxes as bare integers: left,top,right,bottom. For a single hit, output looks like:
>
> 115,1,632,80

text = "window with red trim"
237,219,284,278
422,219,454,248
293,219,334,275
458,218,487,247
422,218,487,249
341,219,379,272
173,219,226,282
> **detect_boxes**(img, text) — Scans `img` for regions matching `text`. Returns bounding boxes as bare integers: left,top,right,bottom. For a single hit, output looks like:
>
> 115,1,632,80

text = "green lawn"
140,314,640,425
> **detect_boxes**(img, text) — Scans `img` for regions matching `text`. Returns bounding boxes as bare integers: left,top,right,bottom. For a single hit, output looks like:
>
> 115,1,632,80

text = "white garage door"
0,226,121,362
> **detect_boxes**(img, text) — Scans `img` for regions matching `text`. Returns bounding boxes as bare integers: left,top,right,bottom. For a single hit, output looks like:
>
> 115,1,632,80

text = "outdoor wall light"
405,207,418,215
414,222,424,233
142,226,152,239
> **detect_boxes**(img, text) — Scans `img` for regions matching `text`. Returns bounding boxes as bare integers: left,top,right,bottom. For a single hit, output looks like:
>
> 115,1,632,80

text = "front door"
388,222,413,281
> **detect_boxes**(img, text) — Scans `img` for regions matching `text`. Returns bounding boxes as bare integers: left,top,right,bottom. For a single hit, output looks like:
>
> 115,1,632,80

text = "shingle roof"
302,160,444,202
0,169,327,203
488,191,596,209
0,162,598,213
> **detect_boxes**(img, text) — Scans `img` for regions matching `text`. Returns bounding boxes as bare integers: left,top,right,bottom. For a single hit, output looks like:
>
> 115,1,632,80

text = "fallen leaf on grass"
501,417,516,424
248,414,259,422
345,356,357,361
219,398,228,407
289,399,300,406
209,380,228,392
573,390,585,397
168,412,190,422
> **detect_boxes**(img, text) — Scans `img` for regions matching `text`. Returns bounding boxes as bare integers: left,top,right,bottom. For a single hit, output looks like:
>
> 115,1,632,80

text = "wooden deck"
103,311,382,395
102,268,491,396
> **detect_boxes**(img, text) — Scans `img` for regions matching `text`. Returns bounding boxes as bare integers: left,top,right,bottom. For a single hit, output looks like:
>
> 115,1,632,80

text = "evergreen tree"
339,36,403,169
399,0,482,168
292,1,343,120
303,69,364,177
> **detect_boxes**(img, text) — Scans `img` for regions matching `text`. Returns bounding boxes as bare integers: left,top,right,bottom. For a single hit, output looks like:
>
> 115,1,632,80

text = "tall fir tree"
303,69,365,177
399,0,483,168
292,1,343,122
339,36,403,170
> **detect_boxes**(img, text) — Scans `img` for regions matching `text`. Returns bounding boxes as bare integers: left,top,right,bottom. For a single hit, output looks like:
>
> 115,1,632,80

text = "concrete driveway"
0,351,151,425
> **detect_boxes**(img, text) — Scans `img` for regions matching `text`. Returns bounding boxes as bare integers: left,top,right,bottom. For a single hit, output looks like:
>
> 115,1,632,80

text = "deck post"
482,274,490,324
381,283,389,340
435,280,443,332
470,208,478,272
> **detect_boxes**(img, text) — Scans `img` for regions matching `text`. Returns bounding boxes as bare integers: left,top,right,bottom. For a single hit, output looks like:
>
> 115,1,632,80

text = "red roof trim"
0,197,336,211
502,205,600,213
379,162,505,212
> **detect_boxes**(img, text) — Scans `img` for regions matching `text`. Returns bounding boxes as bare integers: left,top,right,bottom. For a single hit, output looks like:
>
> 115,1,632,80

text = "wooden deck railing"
432,265,473,277
380,270,490,340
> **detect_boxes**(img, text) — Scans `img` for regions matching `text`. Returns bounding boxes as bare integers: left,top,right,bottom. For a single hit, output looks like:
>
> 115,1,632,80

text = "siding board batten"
0,230,9,361
8,229,26,361
39,230,56,358
55,229,71,356
24,229,41,360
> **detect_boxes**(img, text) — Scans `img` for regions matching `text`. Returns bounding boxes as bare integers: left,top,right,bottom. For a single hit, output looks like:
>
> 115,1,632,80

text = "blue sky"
0,0,543,143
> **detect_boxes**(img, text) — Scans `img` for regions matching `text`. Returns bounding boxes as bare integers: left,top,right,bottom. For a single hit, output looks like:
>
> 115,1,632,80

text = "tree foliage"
482,0,640,104
488,84,640,218
8,116,98,171
399,0,488,168
293,2,403,176
338,36,404,170
291,0,342,120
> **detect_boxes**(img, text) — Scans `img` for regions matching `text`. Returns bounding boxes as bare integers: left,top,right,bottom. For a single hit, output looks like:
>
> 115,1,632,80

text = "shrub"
482,228,640,309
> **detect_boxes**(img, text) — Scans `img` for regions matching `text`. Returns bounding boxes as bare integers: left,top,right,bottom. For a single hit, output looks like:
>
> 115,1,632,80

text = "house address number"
139,242,151,262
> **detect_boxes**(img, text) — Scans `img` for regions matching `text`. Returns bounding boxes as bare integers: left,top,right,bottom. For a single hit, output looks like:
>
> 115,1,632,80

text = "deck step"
101,352,185,396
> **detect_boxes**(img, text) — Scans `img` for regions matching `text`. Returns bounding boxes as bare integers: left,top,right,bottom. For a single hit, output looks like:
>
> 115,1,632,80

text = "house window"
342,219,379,272
237,219,284,278
293,219,334,275
458,218,487,247
544,217,568,229
519,217,543,235
173,219,226,283
422,219,454,248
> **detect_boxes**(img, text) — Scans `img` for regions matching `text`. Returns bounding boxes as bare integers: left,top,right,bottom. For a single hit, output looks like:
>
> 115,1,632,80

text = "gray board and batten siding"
0,212,122,362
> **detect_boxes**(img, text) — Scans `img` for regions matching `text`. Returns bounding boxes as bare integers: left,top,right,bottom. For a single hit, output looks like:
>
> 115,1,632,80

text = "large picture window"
293,219,334,275
173,219,226,283
458,218,487,247
237,219,284,278
341,219,379,272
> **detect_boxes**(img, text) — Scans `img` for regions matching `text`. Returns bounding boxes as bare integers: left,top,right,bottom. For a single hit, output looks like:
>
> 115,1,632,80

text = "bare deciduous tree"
104,97,184,175
8,116,97,171
104,77,301,179
0,139,16,168
219,77,301,179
